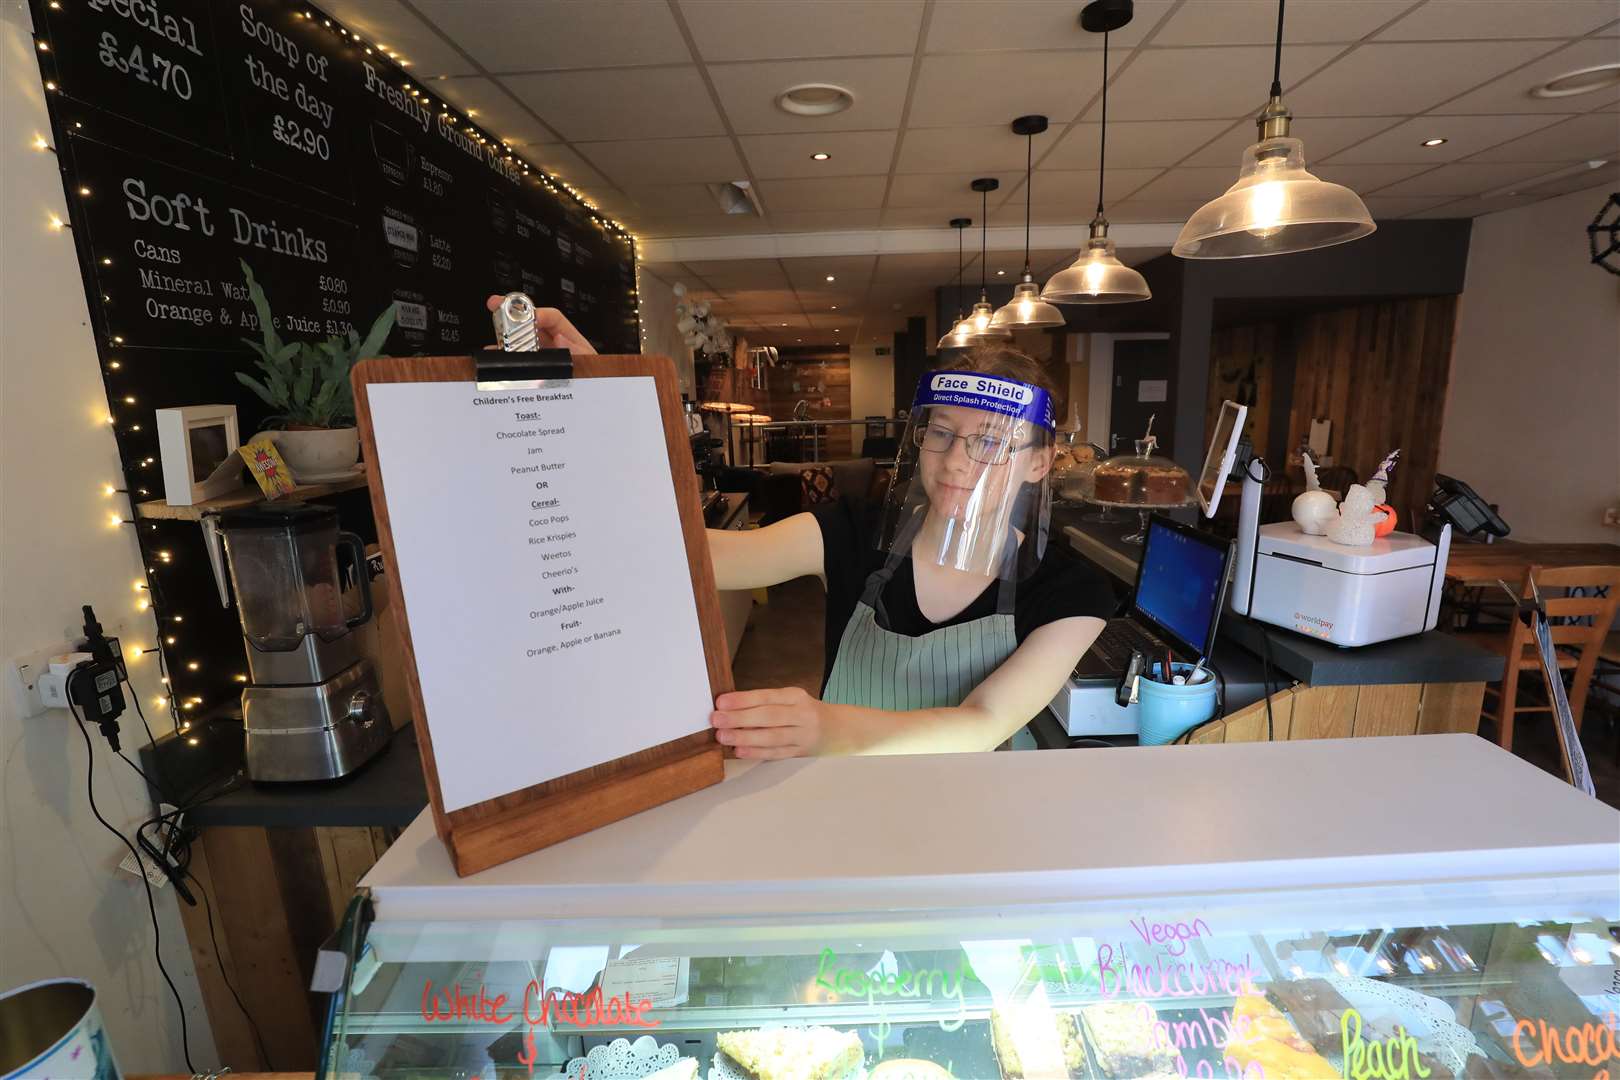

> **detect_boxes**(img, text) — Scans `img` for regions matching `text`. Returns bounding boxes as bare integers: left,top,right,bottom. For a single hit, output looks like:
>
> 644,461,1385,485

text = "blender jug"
218,503,372,684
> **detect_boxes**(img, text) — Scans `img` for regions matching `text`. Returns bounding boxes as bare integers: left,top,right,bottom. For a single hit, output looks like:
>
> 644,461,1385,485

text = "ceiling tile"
1094,165,1234,202
1325,114,1570,163
621,184,729,214
1514,160,1620,196
684,259,789,287
739,131,899,179
1105,199,1208,223
1285,40,1559,117
679,0,925,61
709,57,913,134
895,126,1030,174
1358,194,1459,218
885,171,1024,208
1368,160,1558,197
319,0,477,76
873,251,967,282
578,137,746,187
631,213,774,238
1180,116,1402,165
1042,119,1237,170
1152,1,1411,46
1021,167,1168,213
880,207,976,228
925,0,1174,53
521,144,615,194
768,209,885,231
1308,161,1437,191
411,0,689,72
781,255,877,286
429,78,561,146
909,52,1104,128
1433,39,1620,115
1096,45,1342,120
1376,0,1620,41
754,176,889,212
502,67,724,141
1405,193,1542,217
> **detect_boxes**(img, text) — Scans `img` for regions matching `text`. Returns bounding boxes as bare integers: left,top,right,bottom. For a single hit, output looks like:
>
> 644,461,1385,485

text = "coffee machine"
207,503,390,781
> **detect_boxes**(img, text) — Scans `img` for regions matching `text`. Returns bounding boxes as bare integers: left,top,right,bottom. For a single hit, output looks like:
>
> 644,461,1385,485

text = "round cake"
869,1060,952,1080
1090,458,1190,505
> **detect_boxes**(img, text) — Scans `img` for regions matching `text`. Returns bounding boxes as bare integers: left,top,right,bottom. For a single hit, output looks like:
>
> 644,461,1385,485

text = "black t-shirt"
812,498,1118,688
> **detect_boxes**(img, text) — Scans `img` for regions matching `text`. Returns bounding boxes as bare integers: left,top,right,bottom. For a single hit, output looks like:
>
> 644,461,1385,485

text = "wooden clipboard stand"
353,353,728,876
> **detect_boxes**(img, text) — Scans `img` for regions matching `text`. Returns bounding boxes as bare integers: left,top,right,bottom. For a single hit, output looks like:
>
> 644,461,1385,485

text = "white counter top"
363,735,1619,925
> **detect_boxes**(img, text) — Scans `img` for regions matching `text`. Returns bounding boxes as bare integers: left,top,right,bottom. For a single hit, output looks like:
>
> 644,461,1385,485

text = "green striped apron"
822,530,1019,711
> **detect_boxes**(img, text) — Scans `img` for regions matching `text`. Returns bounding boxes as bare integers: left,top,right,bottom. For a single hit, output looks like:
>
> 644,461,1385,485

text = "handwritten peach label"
1339,1008,1430,1080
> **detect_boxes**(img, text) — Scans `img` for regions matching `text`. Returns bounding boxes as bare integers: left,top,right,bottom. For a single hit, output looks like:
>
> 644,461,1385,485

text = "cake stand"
1085,494,1194,544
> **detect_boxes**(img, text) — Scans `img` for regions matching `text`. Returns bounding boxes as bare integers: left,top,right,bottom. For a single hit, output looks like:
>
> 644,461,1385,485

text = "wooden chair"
1469,564,1620,750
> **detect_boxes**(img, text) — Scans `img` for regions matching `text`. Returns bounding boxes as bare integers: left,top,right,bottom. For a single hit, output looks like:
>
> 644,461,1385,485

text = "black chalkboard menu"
30,0,637,729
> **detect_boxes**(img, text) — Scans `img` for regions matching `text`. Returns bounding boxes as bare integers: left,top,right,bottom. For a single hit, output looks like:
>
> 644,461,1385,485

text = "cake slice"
717,1026,863,1080
990,1006,1086,1079
1080,1001,1179,1078
1226,996,1337,1080
643,1058,699,1080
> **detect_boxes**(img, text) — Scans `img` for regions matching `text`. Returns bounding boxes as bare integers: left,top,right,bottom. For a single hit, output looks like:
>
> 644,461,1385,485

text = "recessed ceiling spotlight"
1531,62,1620,99
810,151,831,161
996,268,1006,275
825,274,836,282
781,322,788,327
1420,137,1448,147
830,305,838,310
777,83,855,117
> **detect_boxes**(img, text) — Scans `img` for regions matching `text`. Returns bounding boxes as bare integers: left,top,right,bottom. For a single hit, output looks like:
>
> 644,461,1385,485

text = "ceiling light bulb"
1245,177,1288,239
825,275,835,282
1421,137,1448,147
810,152,830,161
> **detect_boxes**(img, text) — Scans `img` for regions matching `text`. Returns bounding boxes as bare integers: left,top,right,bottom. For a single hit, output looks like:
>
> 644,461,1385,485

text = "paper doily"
542,1035,685,1080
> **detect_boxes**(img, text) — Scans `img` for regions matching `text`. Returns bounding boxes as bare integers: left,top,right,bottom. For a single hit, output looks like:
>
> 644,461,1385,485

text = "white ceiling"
323,0,1620,346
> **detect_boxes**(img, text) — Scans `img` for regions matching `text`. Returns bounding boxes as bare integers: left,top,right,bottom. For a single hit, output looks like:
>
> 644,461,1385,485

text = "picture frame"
156,405,242,506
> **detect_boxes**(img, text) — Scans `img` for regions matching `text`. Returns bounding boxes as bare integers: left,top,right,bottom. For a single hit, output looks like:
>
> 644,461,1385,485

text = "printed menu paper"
600,956,689,1008
367,377,712,812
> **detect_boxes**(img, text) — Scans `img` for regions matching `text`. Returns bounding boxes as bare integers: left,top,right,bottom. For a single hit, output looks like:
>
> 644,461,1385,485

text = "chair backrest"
861,435,898,460
1507,564,1620,711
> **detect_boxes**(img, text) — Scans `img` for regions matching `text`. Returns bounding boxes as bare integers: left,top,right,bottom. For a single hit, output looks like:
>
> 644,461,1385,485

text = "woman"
485,297,1114,758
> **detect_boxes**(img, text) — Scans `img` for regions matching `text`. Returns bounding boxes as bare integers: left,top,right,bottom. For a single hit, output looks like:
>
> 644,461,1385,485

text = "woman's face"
916,404,1054,523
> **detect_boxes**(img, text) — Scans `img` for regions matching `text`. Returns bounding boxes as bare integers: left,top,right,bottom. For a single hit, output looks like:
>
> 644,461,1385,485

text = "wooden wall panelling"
173,839,265,1069
201,827,321,1068
1417,681,1486,735
1287,684,1359,740
1353,683,1424,737
757,346,854,459
1206,322,1280,459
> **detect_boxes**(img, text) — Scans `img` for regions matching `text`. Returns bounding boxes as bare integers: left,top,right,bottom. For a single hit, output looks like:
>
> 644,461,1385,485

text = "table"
1445,541,1620,588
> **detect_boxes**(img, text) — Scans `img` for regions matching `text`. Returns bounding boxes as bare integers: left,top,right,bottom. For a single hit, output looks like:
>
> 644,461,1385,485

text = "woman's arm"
711,615,1105,756
706,511,825,591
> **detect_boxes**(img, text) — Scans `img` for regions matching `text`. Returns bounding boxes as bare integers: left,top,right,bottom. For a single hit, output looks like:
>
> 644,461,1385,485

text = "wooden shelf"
134,474,368,521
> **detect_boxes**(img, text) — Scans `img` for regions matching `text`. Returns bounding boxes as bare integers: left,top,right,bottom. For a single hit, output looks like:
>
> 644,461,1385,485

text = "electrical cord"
71,702,197,1075
1260,630,1278,742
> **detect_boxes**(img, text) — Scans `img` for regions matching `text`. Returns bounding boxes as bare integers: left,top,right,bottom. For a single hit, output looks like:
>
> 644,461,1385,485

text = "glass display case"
321,737,1620,1080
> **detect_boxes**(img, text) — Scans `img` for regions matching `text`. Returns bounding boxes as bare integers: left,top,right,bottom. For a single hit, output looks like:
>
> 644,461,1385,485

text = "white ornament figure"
1292,450,1337,535
1366,448,1401,505
672,281,687,298
1326,483,1389,547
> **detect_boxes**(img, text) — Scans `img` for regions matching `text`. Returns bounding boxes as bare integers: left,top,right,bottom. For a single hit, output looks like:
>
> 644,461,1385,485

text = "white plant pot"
270,427,359,481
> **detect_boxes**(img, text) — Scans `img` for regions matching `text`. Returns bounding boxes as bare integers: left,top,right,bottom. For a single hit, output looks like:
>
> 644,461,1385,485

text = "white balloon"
672,282,687,298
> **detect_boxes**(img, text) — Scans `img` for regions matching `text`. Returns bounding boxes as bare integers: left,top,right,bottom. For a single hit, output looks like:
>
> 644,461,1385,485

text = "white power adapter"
36,653,91,710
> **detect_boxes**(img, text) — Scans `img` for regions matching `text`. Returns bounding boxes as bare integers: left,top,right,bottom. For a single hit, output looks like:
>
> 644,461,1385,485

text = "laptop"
1072,514,1235,680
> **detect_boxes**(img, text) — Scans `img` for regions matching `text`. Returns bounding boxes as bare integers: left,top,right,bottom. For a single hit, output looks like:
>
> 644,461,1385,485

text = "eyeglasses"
914,423,1026,465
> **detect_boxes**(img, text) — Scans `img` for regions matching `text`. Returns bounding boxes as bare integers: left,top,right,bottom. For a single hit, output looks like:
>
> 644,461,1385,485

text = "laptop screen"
1133,517,1231,658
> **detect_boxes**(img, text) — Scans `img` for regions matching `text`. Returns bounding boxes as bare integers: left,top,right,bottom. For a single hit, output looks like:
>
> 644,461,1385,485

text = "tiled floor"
731,578,1620,809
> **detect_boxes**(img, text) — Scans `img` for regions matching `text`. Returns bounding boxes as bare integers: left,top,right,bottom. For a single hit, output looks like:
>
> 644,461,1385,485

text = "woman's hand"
483,294,597,355
711,687,826,759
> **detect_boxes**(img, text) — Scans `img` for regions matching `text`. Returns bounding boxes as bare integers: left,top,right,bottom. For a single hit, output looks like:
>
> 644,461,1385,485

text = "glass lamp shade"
1041,230,1151,304
990,275,1067,329
936,313,978,350
1173,136,1375,259
966,296,1013,340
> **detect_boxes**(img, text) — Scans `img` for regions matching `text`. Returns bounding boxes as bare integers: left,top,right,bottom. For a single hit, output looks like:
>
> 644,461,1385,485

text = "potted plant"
234,260,397,481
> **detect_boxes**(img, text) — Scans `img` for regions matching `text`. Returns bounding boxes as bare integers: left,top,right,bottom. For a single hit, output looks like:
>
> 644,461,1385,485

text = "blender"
207,503,391,781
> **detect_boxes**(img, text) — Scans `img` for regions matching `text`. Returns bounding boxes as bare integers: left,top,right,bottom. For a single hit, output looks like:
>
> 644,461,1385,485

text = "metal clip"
480,292,574,389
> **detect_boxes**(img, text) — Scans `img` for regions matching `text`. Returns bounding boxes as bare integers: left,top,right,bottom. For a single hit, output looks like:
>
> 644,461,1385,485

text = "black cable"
979,186,989,294
1260,630,1278,742
116,749,174,804
188,870,275,1070
1270,0,1286,98
1097,30,1110,217
1023,133,1033,274
71,703,197,1074
956,221,966,317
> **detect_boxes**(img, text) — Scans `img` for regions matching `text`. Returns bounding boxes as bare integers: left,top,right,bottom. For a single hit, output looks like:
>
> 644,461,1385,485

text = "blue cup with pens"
1137,662,1219,745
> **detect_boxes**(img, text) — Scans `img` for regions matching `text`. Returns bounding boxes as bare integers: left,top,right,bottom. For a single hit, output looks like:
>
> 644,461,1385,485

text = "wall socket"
6,619,131,720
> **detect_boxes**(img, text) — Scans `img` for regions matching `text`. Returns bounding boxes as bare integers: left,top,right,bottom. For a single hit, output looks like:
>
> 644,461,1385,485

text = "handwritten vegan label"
1339,1009,1430,1080
1131,916,1213,957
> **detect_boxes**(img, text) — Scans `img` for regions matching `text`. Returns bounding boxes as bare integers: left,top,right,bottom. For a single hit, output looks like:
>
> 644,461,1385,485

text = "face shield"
879,370,1056,581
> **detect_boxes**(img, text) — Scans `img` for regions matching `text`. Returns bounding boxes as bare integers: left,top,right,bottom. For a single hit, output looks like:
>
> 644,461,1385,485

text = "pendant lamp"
991,115,1066,329
1173,0,1374,258
960,178,1013,341
936,217,979,350
1042,0,1151,304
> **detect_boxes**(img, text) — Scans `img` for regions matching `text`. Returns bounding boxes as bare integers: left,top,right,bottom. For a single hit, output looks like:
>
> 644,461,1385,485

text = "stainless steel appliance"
210,503,390,781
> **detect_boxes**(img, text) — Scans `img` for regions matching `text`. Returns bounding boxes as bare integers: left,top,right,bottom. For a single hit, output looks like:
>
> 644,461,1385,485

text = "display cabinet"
321,736,1620,1080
